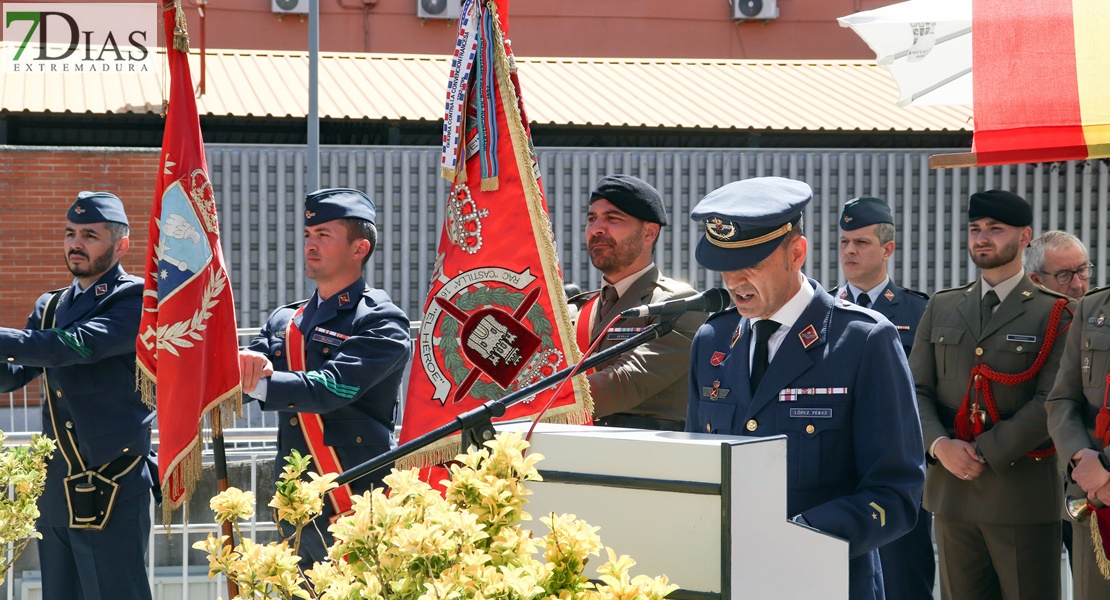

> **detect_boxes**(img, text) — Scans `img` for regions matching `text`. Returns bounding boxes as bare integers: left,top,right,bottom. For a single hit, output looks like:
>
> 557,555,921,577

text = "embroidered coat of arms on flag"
398,0,591,467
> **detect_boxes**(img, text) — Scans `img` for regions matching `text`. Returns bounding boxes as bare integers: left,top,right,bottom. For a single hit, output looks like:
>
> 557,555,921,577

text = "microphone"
619,287,730,319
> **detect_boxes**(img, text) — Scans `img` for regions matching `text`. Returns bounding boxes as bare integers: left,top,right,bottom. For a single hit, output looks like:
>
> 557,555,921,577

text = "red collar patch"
710,351,726,366
94,283,108,296
839,288,849,300
798,324,819,348
338,292,351,305
884,289,895,302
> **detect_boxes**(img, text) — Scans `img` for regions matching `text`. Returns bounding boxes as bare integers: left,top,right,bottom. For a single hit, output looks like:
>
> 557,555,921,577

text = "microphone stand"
335,317,677,486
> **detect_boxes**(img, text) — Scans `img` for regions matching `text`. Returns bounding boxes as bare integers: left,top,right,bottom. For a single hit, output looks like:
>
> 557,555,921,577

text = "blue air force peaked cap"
690,177,812,272
304,188,376,226
840,196,893,231
589,174,668,226
68,191,128,226
968,189,1032,227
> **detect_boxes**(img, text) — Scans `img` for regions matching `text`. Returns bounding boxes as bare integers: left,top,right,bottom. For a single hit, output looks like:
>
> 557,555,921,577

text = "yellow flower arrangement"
196,432,676,600
0,431,55,586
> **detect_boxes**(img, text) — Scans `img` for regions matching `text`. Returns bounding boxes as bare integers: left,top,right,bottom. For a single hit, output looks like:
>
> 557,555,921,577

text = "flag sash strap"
573,296,600,376
284,306,356,519
575,296,598,354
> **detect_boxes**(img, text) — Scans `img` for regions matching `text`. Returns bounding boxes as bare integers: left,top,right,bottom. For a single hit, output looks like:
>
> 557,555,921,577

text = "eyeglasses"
1041,263,1093,285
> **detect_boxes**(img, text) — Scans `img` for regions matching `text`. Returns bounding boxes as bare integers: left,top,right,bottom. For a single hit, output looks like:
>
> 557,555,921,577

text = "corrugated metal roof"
0,49,973,131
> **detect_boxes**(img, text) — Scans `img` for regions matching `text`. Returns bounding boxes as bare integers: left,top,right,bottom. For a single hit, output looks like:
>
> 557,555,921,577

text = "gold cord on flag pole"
485,0,592,423
172,0,190,53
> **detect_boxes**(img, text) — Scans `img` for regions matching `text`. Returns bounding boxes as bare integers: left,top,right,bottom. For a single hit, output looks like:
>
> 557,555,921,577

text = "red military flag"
136,0,241,520
398,0,591,468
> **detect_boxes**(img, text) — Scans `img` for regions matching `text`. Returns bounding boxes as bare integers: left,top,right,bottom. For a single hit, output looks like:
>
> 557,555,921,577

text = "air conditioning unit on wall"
272,0,309,15
418,0,461,20
732,0,779,21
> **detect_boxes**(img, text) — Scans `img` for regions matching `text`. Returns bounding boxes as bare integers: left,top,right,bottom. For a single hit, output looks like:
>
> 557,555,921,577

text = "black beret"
68,191,128,226
840,197,893,231
304,188,376,226
589,175,668,226
690,177,812,272
968,190,1032,227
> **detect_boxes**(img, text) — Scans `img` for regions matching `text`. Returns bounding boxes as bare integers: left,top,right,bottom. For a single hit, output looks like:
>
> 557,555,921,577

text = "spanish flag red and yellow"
936,0,1110,167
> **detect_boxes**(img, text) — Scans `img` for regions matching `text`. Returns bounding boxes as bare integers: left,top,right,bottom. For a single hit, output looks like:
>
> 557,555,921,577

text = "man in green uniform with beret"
911,189,1074,600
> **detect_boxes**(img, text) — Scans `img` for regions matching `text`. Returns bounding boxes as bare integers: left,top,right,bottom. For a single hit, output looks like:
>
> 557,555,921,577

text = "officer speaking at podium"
685,177,925,600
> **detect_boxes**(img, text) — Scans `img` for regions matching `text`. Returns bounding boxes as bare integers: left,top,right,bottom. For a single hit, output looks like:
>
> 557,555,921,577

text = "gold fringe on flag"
487,0,592,424
154,384,243,526
1093,512,1110,579
136,366,157,410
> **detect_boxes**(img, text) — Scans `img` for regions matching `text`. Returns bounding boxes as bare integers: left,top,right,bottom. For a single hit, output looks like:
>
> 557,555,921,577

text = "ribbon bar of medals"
778,387,849,402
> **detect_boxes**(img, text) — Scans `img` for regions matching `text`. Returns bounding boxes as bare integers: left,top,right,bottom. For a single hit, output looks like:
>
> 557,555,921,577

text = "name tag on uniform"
789,407,833,418
607,327,645,341
779,387,849,402
1006,334,1037,343
311,333,343,346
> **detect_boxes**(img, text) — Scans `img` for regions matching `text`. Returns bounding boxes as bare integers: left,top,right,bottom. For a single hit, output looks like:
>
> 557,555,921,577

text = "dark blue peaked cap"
690,177,812,272
304,188,376,226
68,191,128,226
840,196,894,231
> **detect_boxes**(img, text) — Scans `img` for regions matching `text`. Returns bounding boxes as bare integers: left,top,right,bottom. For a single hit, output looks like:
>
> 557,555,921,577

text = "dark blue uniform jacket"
830,279,929,357
247,277,411,518
0,263,154,525
686,280,925,600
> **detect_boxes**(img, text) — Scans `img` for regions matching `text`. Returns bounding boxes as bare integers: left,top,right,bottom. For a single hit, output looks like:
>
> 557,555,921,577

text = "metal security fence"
208,145,1110,331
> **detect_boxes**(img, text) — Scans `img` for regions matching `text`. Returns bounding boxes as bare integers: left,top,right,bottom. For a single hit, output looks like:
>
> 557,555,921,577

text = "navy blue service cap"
589,175,668,226
840,196,893,231
691,177,812,272
968,189,1032,227
304,188,376,226
68,191,128,226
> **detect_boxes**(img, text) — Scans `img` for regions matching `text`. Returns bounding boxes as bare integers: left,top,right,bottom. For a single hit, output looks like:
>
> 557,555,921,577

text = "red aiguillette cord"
524,312,624,444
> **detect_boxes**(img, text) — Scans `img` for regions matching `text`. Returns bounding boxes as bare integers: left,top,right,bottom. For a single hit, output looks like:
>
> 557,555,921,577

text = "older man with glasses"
1026,230,1092,300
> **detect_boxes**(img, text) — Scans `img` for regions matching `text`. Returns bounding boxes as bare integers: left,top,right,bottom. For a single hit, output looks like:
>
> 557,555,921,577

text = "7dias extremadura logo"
3,3,156,73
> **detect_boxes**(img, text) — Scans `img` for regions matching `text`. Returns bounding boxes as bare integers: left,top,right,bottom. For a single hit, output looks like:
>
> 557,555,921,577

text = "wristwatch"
1098,451,1110,473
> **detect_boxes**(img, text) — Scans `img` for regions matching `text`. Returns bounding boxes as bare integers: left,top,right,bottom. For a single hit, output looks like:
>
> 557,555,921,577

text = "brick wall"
0,147,159,329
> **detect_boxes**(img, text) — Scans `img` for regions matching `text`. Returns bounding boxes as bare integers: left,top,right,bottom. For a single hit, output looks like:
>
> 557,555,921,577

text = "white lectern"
502,423,849,600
